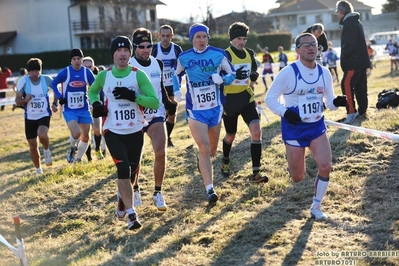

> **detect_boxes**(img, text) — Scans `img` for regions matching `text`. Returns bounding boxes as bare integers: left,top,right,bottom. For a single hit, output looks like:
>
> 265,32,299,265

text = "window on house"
115,6,122,21
315,15,322,23
99,6,105,30
299,16,306,25
81,37,91,49
365,13,370,21
150,9,156,22
80,5,89,30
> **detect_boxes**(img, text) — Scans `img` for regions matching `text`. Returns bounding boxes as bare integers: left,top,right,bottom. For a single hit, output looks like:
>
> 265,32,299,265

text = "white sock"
69,135,79,147
126,208,135,215
313,175,329,207
101,135,106,150
76,141,89,160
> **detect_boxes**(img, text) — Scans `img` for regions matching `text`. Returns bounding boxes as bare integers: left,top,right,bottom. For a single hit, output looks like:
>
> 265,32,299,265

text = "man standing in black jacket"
335,0,370,123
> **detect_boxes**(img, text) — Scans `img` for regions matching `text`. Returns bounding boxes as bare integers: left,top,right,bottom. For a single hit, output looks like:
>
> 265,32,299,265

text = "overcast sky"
157,0,385,22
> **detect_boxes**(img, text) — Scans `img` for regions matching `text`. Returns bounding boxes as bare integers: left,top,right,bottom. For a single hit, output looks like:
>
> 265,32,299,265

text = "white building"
0,0,165,55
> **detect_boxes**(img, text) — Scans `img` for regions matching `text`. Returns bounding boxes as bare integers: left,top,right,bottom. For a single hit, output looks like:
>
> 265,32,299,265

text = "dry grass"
1,59,399,266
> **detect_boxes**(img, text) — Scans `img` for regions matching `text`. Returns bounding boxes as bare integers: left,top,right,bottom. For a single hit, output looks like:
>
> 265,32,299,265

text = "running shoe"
36,168,43,175
310,205,327,220
127,212,142,230
249,173,269,183
44,150,52,166
221,161,230,177
66,146,77,163
96,150,104,160
115,192,126,220
134,190,142,207
153,192,167,211
343,112,359,124
207,188,219,204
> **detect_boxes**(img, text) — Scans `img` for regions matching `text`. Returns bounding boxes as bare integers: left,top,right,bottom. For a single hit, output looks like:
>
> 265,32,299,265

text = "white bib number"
28,97,46,114
163,67,173,87
298,94,323,123
110,102,137,129
67,91,85,109
193,85,217,110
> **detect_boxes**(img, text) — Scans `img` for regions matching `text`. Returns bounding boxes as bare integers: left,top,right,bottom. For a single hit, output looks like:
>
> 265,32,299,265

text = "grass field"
0,59,399,265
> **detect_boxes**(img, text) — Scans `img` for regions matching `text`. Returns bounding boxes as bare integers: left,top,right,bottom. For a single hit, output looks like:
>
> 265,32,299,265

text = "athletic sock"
166,121,174,138
222,138,232,158
251,141,262,174
94,135,101,151
313,174,329,207
76,141,89,160
154,186,162,196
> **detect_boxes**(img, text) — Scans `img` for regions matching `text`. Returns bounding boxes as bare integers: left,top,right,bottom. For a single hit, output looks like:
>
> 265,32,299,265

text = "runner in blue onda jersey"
173,23,246,205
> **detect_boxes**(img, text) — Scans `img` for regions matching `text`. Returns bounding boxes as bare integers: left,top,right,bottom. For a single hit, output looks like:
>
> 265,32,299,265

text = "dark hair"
311,23,324,33
295,32,315,47
159,24,174,34
336,0,353,14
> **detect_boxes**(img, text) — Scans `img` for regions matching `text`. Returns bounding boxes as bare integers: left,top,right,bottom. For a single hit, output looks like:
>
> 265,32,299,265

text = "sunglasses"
136,44,153,49
297,42,318,49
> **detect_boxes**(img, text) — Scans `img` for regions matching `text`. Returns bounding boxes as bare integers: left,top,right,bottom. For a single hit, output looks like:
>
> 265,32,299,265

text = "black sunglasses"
135,44,153,49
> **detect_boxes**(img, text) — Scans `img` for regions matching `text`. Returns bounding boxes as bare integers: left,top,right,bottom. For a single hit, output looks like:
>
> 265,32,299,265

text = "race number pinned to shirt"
109,101,137,129
67,91,85,109
193,85,218,110
298,94,323,123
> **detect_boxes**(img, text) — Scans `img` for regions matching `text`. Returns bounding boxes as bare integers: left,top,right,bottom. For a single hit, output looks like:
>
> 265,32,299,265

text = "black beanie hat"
110,36,132,57
69,48,84,61
27,60,42,72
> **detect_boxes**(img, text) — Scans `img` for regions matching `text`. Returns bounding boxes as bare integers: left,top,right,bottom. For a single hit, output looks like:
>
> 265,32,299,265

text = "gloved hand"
211,73,224,85
174,90,183,102
235,66,247,80
112,87,136,102
284,109,302,125
164,100,177,115
92,101,108,118
58,97,67,105
250,71,259,82
333,95,347,107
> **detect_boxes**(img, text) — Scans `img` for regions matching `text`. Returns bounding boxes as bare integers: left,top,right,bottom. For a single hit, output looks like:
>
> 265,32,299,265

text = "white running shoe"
44,150,52,166
153,192,167,211
343,112,359,124
310,205,327,220
36,168,43,175
134,190,142,207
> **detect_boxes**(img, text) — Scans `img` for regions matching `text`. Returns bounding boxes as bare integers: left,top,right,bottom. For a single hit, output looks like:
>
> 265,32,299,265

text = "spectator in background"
277,46,288,70
261,46,274,91
385,39,398,72
367,42,376,74
335,0,370,123
0,66,12,111
13,68,28,111
303,23,328,64
326,47,340,83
